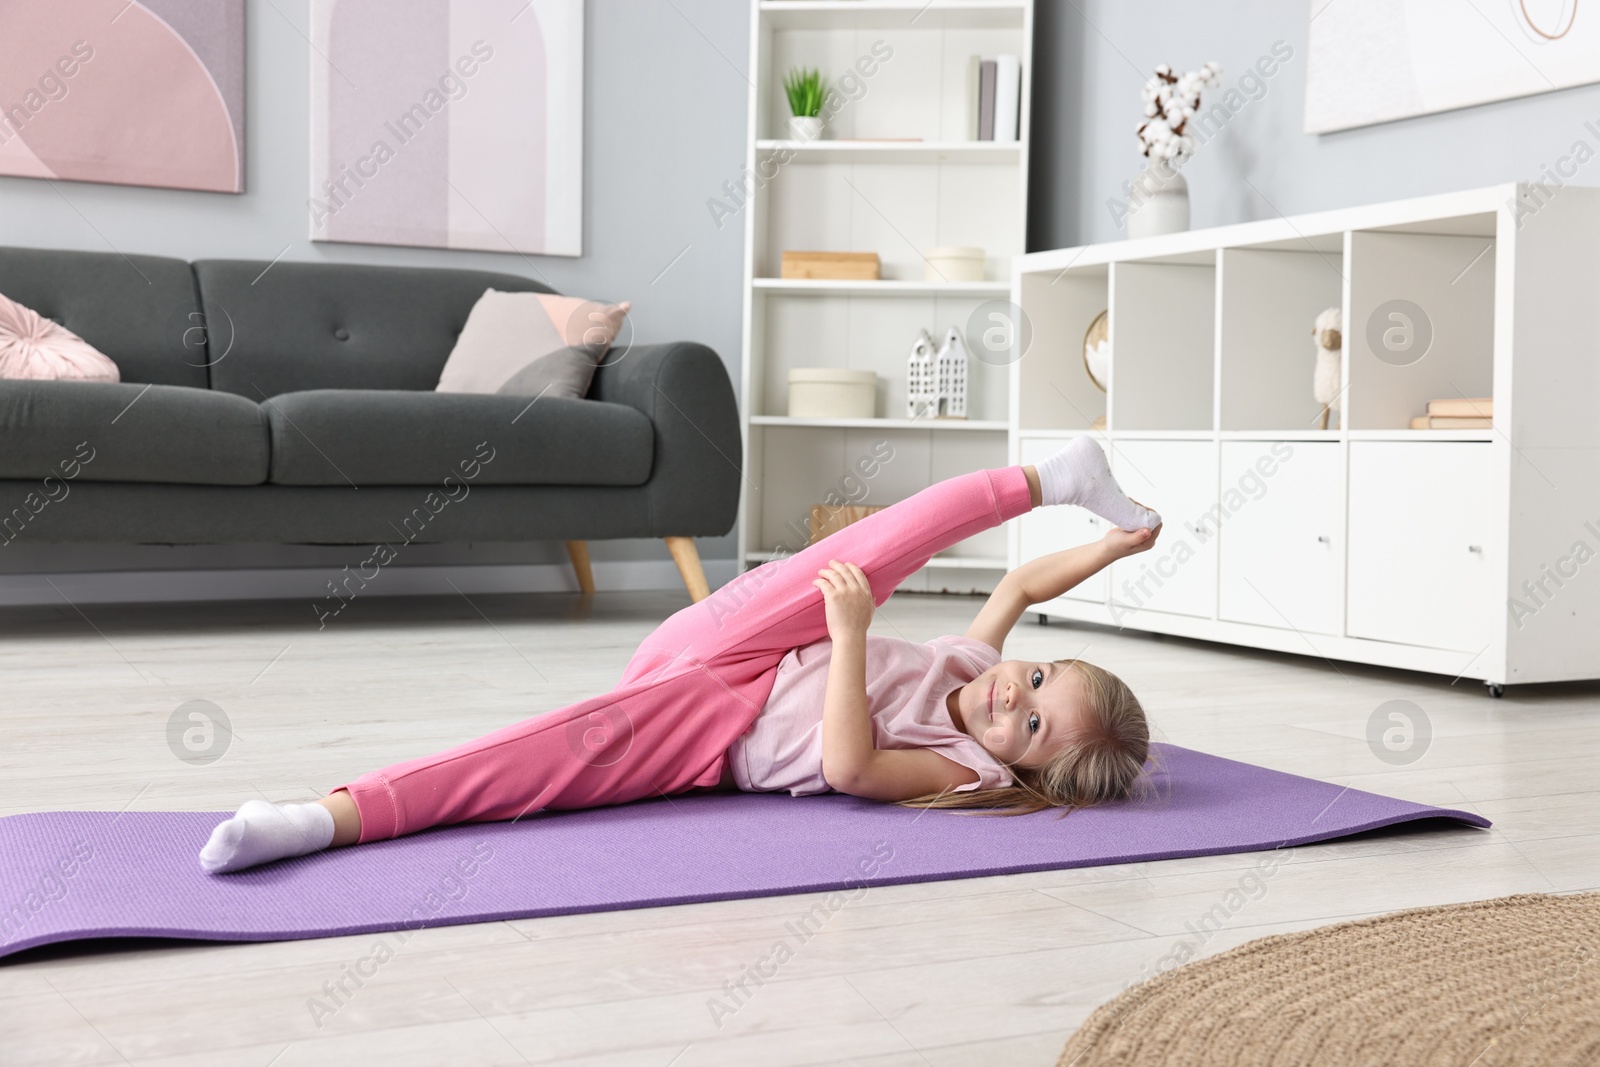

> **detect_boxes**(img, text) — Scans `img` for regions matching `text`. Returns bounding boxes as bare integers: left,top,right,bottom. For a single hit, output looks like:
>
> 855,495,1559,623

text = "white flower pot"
1128,164,1190,239
788,115,823,142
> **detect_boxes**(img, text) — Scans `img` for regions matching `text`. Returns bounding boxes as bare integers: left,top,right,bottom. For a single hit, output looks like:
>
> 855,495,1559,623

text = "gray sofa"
0,246,742,600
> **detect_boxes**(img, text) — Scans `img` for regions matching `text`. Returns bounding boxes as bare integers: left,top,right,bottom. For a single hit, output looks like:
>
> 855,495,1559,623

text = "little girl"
200,437,1162,874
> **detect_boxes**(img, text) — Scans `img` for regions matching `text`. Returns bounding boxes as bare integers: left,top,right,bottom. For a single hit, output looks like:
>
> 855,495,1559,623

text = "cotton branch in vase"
1136,62,1220,176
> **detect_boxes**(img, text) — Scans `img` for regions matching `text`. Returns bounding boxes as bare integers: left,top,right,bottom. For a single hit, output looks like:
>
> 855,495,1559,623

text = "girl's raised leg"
623,465,1036,682
624,438,1158,686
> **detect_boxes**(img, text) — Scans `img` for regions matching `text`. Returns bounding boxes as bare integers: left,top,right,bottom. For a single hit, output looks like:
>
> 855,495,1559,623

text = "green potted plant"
783,67,827,141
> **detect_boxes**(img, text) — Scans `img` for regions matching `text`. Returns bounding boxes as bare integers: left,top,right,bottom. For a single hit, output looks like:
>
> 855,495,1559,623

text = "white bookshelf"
1011,183,1600,691
750,415,1010,431
752,278,1012,297
759,1,1027,31
737,0,1033,590
754,140,1022,164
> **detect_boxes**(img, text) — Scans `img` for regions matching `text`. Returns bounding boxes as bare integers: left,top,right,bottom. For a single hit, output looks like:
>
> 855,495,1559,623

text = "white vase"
1127,164,1190,239
788,115,823,142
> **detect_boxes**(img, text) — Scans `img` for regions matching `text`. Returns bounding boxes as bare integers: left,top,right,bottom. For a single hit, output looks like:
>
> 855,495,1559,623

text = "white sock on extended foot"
1035,436,1161,530
199,799,336,874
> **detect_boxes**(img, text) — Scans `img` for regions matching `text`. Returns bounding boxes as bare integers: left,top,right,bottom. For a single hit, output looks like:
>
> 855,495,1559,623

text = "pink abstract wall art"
309,0,584,257
0,0,245,194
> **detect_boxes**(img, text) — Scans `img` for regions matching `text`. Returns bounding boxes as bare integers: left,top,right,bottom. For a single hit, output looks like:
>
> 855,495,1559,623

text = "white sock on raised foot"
199,799,336,874
1035,436,1161,530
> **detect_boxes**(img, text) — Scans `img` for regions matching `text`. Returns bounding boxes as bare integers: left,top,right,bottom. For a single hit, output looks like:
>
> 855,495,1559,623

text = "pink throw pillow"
0,291,120,382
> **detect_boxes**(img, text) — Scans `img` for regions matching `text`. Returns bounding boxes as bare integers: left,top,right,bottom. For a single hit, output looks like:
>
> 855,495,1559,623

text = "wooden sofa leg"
564,540,596,595
665,536,710,602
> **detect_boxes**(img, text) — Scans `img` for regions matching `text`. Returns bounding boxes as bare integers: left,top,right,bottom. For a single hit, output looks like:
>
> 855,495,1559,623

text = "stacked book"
969,54,1022,142
1410,397,1492,429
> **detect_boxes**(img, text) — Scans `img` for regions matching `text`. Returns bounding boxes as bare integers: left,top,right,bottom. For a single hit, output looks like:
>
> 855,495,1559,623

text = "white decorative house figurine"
1312,306,1343,430
934,326,969,418
906,327,939,418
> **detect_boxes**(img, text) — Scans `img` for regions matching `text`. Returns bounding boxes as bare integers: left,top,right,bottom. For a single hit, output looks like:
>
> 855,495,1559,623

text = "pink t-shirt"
726,634,1013,796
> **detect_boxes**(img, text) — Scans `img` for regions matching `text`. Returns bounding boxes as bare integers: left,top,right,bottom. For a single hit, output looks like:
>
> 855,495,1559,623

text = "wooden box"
781,251,881,281
808,504,885,544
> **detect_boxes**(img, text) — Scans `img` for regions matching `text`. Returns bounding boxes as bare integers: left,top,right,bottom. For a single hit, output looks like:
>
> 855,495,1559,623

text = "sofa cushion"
0,290,121,382
436,289,631,397
192,260,555,399
0,246,208,388
0,380,269,485
262,390,654,487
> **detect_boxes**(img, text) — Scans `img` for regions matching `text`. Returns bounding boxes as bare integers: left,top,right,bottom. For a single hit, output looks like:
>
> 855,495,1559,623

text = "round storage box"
923,246,985,283
787,368,878,419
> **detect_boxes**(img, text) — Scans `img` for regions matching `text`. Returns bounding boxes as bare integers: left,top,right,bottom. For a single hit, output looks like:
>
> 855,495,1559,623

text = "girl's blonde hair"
897,659,1149,817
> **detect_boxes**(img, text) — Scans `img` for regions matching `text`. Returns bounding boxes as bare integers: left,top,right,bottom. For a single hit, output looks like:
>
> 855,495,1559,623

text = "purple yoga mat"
0,744,1487,959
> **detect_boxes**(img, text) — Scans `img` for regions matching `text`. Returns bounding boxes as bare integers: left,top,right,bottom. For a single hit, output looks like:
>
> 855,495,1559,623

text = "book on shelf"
1427,397,1493,417
993,55,1020,143
970,53,1020,142
1410,415,1492,429
977,59,995,140
967,55,982,140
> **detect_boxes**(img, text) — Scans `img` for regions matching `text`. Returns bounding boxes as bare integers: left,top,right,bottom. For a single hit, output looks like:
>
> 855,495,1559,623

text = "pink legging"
337,466,1034,842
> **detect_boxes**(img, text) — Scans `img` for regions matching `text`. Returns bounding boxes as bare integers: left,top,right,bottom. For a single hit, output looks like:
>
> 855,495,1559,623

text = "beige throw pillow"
436,289,631,398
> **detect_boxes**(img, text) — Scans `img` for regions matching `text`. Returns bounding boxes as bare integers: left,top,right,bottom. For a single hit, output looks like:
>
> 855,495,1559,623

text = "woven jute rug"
1058,892,1600,1067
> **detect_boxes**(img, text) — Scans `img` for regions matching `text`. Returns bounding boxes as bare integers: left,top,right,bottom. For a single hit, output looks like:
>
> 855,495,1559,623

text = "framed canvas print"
1307,0,1600,133
309,0,584,256
0,0,245,193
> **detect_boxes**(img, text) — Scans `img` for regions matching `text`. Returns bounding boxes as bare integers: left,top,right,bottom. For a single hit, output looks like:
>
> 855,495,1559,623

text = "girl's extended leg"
201,657,774,871
331,655,774,843
620,466,1036,685
322,788,360,845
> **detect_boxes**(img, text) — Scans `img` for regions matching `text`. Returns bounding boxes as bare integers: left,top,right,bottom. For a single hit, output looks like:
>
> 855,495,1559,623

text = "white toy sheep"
1312,306,1342,429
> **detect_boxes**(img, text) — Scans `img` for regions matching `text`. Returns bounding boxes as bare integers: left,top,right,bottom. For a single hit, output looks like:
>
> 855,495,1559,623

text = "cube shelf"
1011,184,1600,688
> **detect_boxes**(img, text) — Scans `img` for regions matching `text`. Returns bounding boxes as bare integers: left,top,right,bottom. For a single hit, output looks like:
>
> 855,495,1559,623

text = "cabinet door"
1019,437,1106,603
1347,442,1494,652
1217,441,1341,635
1109,440,1217,619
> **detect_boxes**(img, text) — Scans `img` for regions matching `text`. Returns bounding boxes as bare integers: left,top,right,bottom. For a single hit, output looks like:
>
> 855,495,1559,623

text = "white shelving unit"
1011,183,1600,690
759,1,1029,31
752,278,1012,297
750,415,1010,431
737,0,1033,590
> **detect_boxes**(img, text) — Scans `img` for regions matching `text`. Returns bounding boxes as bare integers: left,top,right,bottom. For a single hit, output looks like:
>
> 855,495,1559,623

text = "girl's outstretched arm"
965,525,1161,656
814,559,875,788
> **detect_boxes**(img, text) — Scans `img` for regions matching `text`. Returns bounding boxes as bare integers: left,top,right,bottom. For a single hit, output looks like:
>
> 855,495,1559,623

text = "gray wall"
0,0,752,584
1029,0,1600,251
6,0,1600,590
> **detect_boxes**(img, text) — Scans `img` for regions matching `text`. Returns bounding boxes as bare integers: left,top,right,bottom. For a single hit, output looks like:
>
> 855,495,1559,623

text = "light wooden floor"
2,588,1597,1066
